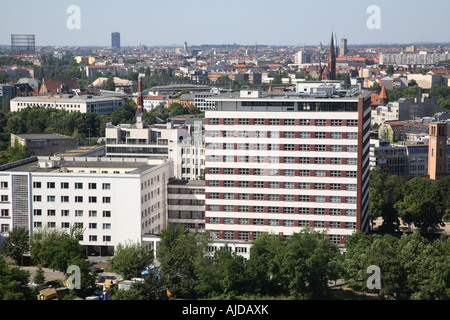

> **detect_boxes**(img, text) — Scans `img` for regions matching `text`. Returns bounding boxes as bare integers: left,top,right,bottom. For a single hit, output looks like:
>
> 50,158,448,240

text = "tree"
2,96,10,113
394,178,444,233
386,65,394,76
0,256,33,300
277,228,343,299
196,246,248,299
30,226,86,272
102,74,116,91
107,241,153,280
158,224,209,299
0,226,29,265
33,265,46,288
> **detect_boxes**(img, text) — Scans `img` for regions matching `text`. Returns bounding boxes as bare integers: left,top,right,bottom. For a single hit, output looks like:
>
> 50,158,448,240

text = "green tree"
102,74,116,91
277,228,343,299
110,100,137,125
0,226,29,265
30,226,85,273
33,265,46,288
158,224,209,299
0,256,33,300
107,241,153,280
196,246,248,299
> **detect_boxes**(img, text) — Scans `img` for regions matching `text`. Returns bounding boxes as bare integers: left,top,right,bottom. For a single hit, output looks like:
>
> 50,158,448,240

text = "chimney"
136,74,145,127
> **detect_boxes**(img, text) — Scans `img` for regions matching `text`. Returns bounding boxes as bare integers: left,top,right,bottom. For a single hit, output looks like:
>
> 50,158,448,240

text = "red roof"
378,86,388,100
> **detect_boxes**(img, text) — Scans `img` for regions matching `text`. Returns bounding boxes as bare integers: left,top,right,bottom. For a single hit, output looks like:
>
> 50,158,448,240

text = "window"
285,157,295,163
89,183,97,189
331,132,342,139
284,144,295,151
61,222,70,229
283,207,295,213
268,207,278,213
330,158,342,165
238,232,249,241
89,196,97,203
75,183,83,189
103,211,111,217
89,223,97,229
284,182,295,189
47,182,55,189
47,195,55,202
268,144,279,150
254,206,264,213
269,219,279,226
315,132,326,138
238,118,249,125
299,183,310,190
253,219,264,225
283,220,295,226
209,118,220,125
284,131,295,138
238,205,249,212
254,119,265,125
33,209,42,216
209,130,220,137
33,195,42,202
238,193,249,200
238,131,249,138
315,170,326,177
346,197,357,203
330,183,341,190
346,222,356,229
347,132,358,139
103,223,111,230
89,235,97,242
284,119,295,125
223,231,234,240
346,184,357,191
103,236,111,242
347,158,357,165
315,145,326,151
331,145,342,152
315,157,326,164
331,120,343,126
224,118,234,125
330,196,341,203
347,120,358,126
269,194,279,201
269,119,280,125
253,181,264,188
268,182,279,188
103,197,111,203
284,169,295,176
269,131,280,138
346,171,357,178
0,182,8,189
299,170,310,176
315,119,326,126
61,182,69,189
330,171,341,177
89,210,97,217
33,182,41,188
330,209,341,216
347,145,358,152
314,208,326,215
314,183,325,190
60,210,69,217
299,132,311,138
299,144,310,151
329,235,341,244
314,196,326,202
47,209,56,216
299,195,309,202
299,119,310,126
61,196,69,203
314,221,325,227
1,209,9,217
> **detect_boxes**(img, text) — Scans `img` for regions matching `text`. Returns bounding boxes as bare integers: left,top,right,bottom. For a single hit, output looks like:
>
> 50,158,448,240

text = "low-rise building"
10,94,126,115
0,156,172,255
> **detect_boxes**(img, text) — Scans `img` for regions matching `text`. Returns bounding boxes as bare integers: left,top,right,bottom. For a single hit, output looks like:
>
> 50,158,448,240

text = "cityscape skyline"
1,0,449,48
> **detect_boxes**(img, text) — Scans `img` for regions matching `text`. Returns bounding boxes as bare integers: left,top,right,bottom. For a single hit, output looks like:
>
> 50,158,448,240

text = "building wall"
204,98,371,245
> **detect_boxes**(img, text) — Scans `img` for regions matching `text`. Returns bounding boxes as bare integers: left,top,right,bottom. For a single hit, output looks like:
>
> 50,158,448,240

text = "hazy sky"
1,0,449,47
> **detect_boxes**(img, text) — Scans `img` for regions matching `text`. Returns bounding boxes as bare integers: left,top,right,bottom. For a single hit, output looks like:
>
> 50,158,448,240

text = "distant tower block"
111,32,121,49
428,122,447,180
340,38,348,56
11,34,35,54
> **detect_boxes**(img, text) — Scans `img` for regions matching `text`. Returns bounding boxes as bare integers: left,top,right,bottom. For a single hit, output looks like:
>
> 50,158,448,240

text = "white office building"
0,156,172,255
10,94,126,115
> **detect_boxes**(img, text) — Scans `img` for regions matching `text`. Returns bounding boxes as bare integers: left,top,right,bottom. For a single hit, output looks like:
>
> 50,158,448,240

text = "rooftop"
11,94,126,103
1,156,165,174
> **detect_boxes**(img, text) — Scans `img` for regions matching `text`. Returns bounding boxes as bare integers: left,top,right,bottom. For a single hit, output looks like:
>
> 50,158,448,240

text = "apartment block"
203,85,372,246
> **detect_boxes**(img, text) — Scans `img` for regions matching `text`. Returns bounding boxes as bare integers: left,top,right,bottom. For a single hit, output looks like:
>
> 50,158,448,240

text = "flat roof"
168,179,205,187
2,157,161,174
12,133,77,140
11,95,125,103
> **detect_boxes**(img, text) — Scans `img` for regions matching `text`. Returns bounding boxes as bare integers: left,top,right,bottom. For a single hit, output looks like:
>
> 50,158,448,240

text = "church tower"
327,33,336,80
428,122,447,180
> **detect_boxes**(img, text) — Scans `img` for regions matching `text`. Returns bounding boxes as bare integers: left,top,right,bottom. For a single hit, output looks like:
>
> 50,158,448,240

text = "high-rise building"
203,84,372,247
294,50,312,65
340,38,348,56
11,34,35,54
111,32,121,49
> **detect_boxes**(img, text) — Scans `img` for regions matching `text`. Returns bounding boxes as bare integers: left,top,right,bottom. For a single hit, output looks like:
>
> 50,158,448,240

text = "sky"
1,0,449,47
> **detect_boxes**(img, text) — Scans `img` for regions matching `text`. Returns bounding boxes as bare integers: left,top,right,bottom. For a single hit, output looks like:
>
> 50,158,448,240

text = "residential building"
0,156,172,255
168,179,205,233
203,84,372,247
10,94,126,115
11,133,79,156
294,50,312,65
105,119,205,180
380,51,450,66
406,73,442,89
39,78,79,94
